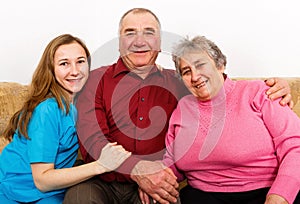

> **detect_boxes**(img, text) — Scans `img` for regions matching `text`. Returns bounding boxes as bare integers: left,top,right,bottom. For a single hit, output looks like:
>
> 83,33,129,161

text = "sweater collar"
112,58,163,78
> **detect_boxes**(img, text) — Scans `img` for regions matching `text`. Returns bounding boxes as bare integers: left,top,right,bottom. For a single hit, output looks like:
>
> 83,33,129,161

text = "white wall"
1,0,299,84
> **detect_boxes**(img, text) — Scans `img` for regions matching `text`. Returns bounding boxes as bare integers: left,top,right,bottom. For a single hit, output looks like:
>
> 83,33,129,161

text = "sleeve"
253,84,300,204
163,106,185,182
27,100,60,163
76,69,110,163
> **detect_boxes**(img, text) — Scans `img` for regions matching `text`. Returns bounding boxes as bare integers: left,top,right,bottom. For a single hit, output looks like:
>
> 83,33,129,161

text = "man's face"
119,12,161,70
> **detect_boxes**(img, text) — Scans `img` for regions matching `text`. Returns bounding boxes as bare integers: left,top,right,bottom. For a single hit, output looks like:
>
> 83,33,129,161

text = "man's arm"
76,68,141,180
265,77,293,108
76,69,110,162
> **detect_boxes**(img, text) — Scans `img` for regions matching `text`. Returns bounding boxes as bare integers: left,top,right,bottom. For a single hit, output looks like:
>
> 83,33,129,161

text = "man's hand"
265,77,293,108
264,194,288,204
131,160,179,204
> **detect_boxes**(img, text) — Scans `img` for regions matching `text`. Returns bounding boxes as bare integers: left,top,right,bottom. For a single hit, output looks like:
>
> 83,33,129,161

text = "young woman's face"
54,42,89,98
179,51,225,101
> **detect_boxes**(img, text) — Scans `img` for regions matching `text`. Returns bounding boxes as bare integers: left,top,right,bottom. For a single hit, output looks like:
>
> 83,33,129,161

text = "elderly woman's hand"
264,194,288,204
131,160,179,204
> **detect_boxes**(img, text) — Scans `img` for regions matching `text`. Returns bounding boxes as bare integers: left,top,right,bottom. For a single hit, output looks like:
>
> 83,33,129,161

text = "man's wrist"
130,160,144,181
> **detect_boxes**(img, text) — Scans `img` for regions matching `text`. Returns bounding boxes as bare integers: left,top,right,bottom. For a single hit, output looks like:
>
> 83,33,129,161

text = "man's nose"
133,32,147,46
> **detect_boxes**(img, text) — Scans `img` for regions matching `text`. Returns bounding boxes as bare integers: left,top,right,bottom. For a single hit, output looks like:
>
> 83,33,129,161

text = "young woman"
0,34,131,204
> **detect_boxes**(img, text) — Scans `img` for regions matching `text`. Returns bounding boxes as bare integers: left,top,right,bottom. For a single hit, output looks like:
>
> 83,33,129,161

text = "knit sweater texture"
163,78,300,204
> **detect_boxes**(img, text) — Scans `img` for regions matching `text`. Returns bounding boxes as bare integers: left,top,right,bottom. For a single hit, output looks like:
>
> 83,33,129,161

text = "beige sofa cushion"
0,82,29,134
290,78,300,116
0,82,29,151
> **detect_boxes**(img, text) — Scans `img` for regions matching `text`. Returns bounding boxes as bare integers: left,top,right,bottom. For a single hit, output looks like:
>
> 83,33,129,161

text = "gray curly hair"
172,36,227,76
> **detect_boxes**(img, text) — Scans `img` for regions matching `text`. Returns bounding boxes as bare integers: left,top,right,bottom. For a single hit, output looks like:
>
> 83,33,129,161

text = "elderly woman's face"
179,51,225,101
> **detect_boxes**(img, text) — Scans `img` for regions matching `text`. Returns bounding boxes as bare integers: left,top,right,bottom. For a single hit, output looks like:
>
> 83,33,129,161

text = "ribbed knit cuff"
268,175,300,204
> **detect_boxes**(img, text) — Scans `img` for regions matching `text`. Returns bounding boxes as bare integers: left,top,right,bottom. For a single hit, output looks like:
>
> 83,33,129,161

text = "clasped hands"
131,160,179,204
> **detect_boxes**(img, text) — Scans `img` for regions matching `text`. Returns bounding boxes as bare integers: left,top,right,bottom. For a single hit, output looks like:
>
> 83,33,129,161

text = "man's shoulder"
160,67,176,74
90,65,113,76
158,67,178,79
87,64,116,82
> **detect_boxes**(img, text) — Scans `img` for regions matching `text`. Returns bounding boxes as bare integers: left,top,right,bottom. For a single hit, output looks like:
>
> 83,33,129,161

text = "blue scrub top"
0,98,79,202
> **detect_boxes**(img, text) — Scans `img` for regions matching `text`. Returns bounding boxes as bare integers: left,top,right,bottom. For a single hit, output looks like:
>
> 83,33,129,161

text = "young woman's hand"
97,142,131,172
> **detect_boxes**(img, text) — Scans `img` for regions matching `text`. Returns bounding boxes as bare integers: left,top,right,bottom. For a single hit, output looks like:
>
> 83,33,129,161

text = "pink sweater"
163,78,300,204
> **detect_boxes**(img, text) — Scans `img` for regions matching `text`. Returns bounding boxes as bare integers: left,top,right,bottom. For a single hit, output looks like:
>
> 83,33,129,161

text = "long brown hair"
3,34,91,141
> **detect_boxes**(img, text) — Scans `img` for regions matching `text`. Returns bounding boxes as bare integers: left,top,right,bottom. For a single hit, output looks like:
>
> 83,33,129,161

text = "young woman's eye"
59,62,68,66
78,59,86,64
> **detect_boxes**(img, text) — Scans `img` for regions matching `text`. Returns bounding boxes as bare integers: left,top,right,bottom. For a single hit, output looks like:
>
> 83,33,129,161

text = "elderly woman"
162,36,300,204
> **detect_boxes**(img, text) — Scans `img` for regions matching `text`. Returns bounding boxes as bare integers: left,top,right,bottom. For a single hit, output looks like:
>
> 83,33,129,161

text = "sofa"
1,78,300,154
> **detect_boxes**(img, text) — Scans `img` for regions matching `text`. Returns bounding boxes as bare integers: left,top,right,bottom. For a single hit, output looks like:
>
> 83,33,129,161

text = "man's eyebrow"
144,27,156,32
123,28,136,33
123,27,156,33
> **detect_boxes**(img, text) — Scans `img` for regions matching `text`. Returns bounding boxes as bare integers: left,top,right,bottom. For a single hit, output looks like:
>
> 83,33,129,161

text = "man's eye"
125,31,136,36
144,30,155,35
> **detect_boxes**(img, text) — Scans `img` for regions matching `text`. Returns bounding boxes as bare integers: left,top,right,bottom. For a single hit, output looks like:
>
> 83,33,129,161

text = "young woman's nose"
70,63,80,75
